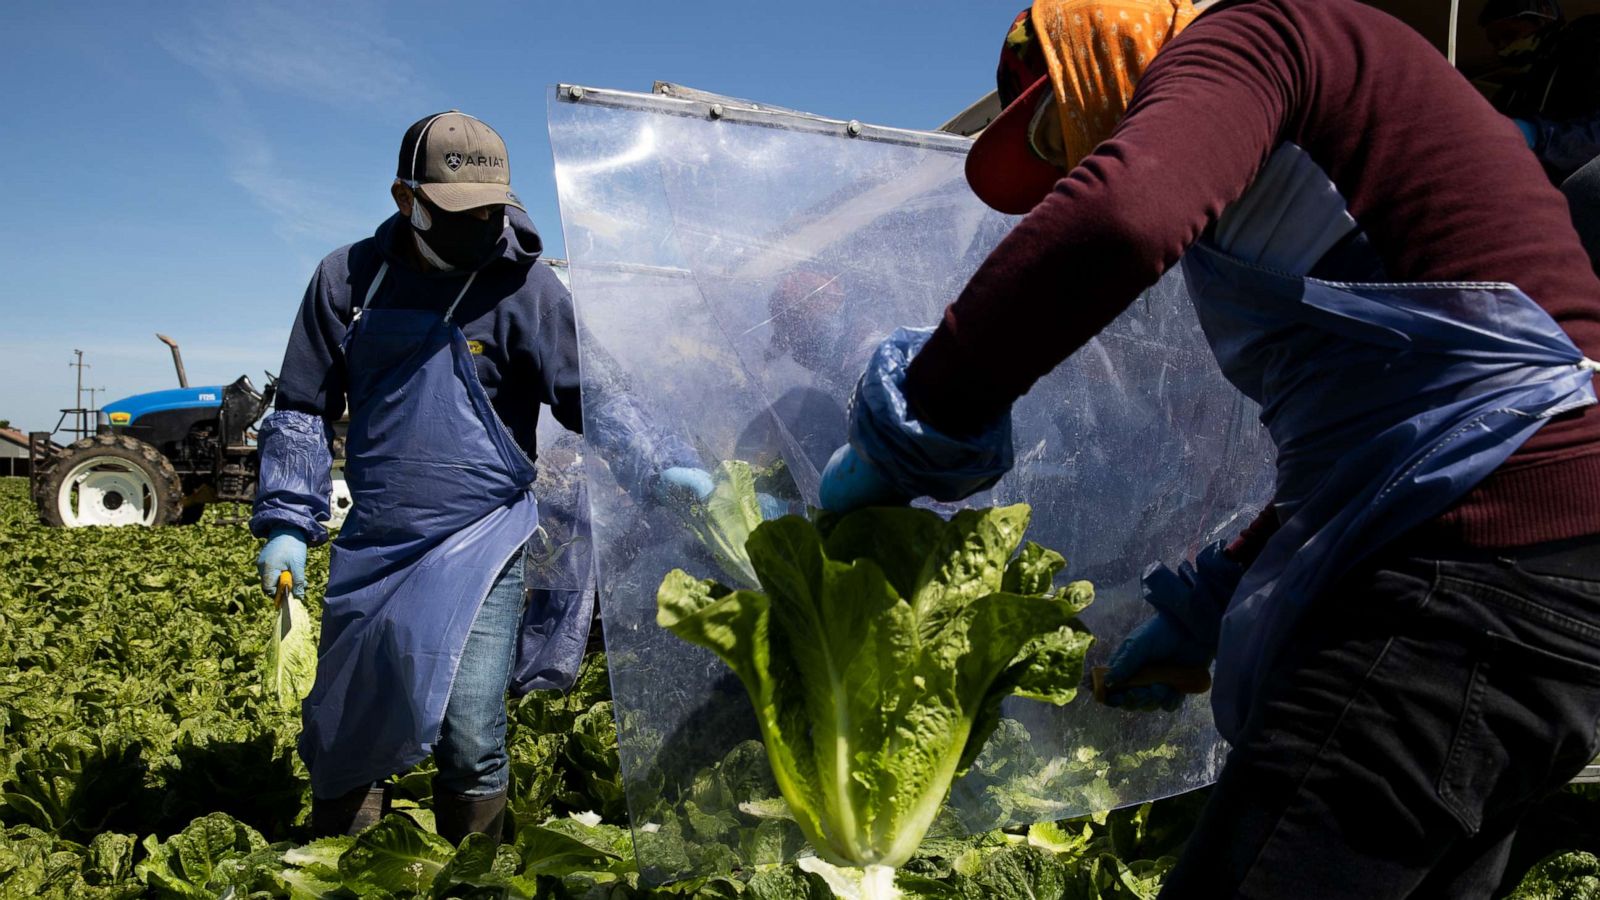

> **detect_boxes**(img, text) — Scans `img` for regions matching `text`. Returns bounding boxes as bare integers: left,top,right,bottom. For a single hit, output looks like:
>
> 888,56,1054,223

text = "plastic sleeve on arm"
583,380,702,498
540,293,701,496
849,328,1014,502
902,13,1295,437
250,410,335,545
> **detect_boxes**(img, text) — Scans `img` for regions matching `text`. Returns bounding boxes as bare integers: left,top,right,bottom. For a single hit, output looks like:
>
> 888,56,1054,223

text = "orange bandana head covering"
1031,0,1198,170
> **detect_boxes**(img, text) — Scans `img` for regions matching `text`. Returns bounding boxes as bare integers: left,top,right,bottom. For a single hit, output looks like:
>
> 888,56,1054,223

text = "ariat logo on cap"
443,153,504,170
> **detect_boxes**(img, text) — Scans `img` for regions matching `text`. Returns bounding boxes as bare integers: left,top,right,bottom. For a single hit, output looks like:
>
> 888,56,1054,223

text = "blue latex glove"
756,492,790,521
656,466,715,506
819,444,911,512
1103,541,1243,711
1512,117,1538,149
1102,614,1211,711
258,528,308,599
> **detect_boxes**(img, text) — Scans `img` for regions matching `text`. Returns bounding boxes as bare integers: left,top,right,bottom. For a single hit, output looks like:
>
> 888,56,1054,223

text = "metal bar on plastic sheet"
557,84,977,154
651,81,826,121
569,260,694,279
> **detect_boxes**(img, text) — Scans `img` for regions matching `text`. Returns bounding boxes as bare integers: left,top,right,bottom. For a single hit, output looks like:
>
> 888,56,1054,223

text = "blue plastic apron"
1182,239,1600,743
514,475,595,693
300,261,540,798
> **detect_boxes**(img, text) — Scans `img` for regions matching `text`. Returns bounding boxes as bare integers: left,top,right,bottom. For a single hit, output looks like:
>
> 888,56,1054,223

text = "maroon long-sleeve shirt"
904,0,1600,549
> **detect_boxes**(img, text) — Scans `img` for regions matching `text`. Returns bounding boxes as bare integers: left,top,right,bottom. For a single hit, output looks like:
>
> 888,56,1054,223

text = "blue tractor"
30,369,279,528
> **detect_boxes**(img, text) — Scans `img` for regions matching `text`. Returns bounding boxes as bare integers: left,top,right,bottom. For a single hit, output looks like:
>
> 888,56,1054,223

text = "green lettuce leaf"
281,835,354,882
336,814,454,894
514,814,633,878
430,832,501,896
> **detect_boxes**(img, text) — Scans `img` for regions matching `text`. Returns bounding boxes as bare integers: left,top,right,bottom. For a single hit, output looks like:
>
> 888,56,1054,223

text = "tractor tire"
328,466,353,530
36,434,184,528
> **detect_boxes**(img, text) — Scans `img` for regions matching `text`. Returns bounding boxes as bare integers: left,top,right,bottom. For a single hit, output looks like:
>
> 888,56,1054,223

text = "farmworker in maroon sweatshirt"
251,112,713,846
817,0,1600,896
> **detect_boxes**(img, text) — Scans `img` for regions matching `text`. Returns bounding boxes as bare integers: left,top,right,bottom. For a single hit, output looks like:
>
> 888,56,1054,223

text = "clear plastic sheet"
525,262,589,596
526,405,589,593
549,85,1276,881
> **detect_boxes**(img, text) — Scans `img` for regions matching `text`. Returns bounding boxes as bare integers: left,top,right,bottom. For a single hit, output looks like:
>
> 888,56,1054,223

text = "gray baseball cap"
397,110,526,212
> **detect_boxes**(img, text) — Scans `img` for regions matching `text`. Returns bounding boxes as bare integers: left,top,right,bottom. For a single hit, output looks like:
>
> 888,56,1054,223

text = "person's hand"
1102,613,1211,711
1101,541,1243,711
656,466,715,506
756,492,789,521
820,327,1014,513
819,444,912,513
258,528,308,599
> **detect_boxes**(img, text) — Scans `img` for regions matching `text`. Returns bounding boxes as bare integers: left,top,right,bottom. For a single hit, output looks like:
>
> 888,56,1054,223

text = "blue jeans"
433,550,525,798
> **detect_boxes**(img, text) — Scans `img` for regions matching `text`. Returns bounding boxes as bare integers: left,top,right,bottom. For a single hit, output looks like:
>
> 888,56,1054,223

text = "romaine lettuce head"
683,459,764,588
657,504,1093,871
268,594,318,712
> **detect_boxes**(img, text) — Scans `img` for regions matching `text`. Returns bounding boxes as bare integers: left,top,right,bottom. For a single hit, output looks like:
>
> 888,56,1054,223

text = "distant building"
0,429,38,477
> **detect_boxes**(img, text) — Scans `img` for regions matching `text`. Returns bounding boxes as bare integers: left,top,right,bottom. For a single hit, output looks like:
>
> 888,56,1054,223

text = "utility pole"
69,350,91,439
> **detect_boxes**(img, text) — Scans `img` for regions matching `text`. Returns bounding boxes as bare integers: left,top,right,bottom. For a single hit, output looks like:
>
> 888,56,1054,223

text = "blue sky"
0,0,1007,435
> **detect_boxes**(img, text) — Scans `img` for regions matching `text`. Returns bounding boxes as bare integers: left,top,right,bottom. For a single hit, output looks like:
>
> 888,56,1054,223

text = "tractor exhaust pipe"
156,333,189,388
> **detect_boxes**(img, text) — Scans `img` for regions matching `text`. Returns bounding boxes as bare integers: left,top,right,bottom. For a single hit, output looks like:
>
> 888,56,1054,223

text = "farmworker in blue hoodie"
250,111,715,845
1478,0,1600,276
1478,0,1600,184
735,270,877,475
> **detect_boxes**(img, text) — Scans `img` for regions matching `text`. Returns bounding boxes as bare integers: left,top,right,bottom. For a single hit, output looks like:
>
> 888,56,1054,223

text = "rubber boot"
433,789,508,848
311,783,389,837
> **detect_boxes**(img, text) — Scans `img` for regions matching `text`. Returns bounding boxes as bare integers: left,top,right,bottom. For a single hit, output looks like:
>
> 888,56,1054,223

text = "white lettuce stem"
861,865,900,900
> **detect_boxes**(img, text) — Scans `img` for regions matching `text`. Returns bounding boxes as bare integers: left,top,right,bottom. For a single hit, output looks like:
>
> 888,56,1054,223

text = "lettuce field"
0,477,1596,898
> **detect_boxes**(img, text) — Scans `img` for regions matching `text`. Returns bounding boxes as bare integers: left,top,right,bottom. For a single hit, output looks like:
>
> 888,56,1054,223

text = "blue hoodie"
251,208,697,544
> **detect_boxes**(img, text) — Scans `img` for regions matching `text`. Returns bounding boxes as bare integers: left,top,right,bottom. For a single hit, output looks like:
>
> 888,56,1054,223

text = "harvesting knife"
1091,664,1212,704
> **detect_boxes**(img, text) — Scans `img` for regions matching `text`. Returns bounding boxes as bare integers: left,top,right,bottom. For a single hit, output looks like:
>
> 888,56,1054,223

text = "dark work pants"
1160,533,1600,899
1564,154,1600,272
